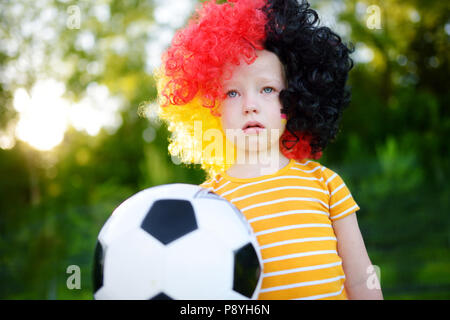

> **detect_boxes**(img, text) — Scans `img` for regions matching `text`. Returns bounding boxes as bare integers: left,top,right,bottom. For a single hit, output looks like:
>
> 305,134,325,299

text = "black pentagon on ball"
149,292,173,300
141,199,198,245
92,240,105,295
233,243,261,298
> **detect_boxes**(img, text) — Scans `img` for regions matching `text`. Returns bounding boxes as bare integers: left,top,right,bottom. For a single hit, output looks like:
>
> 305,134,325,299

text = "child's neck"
226,151,291,179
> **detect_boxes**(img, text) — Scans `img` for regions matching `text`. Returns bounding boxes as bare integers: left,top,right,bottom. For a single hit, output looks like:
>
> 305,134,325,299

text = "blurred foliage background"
0,0,448,299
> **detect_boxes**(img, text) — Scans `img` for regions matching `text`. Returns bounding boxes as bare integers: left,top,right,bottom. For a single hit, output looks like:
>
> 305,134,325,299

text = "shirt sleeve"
199,180,211,188
322,167,360,221
199,178,215,189
199,173,224,190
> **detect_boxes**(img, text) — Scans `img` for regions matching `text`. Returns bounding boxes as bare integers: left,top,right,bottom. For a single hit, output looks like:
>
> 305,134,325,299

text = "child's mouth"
242,127,265,134
242,121,265,134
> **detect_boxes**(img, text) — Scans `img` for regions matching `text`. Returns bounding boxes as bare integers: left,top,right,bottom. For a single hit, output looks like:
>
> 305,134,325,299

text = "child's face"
219,50,287,153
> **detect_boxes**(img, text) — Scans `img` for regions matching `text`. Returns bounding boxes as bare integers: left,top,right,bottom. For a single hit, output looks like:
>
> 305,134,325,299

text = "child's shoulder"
291,158,347,185
199,172,224,190
292,158,328,175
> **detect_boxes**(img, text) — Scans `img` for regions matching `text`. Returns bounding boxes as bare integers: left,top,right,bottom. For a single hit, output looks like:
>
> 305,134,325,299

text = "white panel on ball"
193,199,254,252
164,229,234,299
99,189,156,245
99,228,165,299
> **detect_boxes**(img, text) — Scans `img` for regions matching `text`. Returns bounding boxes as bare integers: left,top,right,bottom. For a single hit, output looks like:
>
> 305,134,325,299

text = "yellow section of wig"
155,69,237,180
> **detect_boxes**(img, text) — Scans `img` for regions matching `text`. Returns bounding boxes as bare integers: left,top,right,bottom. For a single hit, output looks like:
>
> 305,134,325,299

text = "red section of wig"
280,130,323,160
161,0,267,112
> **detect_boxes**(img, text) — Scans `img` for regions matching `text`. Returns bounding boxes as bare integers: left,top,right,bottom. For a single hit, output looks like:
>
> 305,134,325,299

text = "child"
155,0,382,300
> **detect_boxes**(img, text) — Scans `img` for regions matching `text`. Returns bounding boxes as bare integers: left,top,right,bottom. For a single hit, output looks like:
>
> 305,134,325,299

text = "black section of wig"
262,0,355,157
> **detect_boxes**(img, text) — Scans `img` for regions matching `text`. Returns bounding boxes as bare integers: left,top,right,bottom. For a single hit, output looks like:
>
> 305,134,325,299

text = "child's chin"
236,137,275,153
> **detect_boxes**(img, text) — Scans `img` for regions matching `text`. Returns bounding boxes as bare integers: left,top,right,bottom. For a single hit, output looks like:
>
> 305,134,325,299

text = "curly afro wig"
263,0,355,161
155,0,354,179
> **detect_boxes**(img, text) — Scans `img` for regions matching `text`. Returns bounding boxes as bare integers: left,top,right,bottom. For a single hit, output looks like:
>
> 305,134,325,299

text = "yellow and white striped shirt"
200,158,360,300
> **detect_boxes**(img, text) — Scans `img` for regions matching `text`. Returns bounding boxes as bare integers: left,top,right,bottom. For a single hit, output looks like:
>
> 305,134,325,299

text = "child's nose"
242,93,260,114
243,105,259,114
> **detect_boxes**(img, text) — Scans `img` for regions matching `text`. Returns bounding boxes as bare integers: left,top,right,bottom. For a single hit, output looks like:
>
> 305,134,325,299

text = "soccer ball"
93,183,262,300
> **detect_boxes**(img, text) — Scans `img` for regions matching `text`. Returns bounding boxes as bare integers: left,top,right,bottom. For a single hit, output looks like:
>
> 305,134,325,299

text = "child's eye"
262,87,274,94
226,90,238,98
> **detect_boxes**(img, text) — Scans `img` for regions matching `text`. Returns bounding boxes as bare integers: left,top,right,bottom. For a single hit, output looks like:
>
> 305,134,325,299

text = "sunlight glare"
14,79,69,151
13,79,123,151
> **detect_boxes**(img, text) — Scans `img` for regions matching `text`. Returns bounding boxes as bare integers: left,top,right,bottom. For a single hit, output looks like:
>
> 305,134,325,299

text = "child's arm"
332,213,383,300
